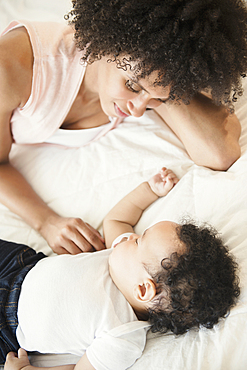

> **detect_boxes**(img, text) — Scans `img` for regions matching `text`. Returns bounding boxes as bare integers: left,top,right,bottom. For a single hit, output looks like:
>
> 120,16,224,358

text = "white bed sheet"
0,1,247,369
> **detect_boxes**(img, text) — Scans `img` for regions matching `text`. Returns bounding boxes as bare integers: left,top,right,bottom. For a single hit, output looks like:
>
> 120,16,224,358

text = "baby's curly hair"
147,222,240,335
66,0,247,107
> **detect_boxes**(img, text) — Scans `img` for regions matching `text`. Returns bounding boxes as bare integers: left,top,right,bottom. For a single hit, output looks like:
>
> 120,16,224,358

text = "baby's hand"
4,349,30,370
148,167,179,197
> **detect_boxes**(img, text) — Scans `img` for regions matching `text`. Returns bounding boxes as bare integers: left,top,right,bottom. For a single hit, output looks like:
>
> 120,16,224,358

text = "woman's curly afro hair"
147,222,240,335
66,0,247,106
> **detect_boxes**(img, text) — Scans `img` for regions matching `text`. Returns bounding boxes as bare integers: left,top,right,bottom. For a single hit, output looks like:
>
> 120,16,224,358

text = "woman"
0,0,246,254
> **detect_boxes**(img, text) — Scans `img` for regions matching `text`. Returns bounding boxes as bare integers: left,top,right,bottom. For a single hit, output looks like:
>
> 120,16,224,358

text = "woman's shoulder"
18,20,77,58
0,26,33,109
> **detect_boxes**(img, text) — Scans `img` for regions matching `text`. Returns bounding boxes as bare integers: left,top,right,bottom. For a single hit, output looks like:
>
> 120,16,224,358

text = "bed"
0,1,247,369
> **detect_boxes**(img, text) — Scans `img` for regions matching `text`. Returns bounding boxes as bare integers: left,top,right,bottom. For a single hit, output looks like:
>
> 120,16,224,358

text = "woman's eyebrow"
136,81,149,93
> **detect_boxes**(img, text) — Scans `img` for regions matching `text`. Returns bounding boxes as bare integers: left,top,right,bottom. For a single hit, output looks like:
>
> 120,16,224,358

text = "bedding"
0,1,247,369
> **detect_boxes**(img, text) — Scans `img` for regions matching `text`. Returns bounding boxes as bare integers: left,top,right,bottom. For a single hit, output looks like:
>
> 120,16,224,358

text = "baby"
2,167,240,370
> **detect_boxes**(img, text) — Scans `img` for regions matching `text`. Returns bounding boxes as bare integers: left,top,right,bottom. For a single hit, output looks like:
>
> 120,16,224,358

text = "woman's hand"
148,167,179,197
4,349,30,370
40,215,105,254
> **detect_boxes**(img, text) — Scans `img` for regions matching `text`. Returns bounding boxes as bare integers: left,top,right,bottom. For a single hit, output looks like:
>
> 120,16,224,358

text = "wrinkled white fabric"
17,243,149,370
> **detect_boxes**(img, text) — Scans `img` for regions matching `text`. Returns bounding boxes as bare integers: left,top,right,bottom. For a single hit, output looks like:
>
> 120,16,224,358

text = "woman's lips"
114,103,130,118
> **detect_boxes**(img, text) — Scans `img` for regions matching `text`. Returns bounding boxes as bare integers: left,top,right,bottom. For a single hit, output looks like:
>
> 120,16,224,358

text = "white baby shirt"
16,245,150,370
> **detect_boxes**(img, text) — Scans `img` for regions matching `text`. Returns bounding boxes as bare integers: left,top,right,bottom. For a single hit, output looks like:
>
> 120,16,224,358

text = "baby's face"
108,221,183,305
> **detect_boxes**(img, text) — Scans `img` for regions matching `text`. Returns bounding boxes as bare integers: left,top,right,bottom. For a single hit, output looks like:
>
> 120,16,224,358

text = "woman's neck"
81,62,100,102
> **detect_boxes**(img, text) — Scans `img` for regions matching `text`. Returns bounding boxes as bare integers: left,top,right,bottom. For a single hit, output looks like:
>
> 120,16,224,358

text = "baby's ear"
134,279,156,303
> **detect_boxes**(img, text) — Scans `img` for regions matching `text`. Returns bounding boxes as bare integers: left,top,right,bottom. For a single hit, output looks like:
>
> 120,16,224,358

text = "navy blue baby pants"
0,239,46,364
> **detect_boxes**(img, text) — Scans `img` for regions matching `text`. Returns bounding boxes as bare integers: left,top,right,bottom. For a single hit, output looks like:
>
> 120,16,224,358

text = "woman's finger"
77,222,105,251
85,223,105,243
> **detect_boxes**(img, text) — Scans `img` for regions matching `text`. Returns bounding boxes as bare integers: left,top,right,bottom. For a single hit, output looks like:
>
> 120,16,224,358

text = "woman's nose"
127,93,162,117
127,98,147,117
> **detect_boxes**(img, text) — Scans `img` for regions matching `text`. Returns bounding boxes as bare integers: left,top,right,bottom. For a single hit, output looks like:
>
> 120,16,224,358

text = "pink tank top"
1,21,121,146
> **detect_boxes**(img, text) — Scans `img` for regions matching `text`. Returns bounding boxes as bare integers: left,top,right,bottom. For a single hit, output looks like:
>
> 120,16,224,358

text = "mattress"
0,1,247,369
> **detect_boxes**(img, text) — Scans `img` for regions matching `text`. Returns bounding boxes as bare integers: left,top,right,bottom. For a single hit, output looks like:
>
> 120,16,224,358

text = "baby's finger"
6,352,17,360
18,348,29,359
167,173,179,183
160,167,169,175
160,168,173,176
164,176,175,191
167,172,178,180
160,166,167,172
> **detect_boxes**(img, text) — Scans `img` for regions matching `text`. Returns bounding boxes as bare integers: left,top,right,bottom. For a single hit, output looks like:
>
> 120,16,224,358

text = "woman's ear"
133,279,156,303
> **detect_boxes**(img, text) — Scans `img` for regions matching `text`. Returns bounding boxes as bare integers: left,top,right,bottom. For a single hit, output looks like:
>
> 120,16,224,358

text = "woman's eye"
156,98,168,104
135,238,139,245
125,80,140,93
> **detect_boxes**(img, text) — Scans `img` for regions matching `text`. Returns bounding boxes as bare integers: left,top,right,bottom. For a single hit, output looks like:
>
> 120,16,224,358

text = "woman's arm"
0,161,105,254
103,168,178,248
155,93,241,171
0,29,105,254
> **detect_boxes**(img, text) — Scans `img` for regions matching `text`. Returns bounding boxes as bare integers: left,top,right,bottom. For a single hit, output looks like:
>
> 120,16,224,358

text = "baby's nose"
128,233,138,241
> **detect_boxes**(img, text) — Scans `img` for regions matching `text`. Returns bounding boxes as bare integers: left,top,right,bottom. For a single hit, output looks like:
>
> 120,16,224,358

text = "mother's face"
93,56,170,119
